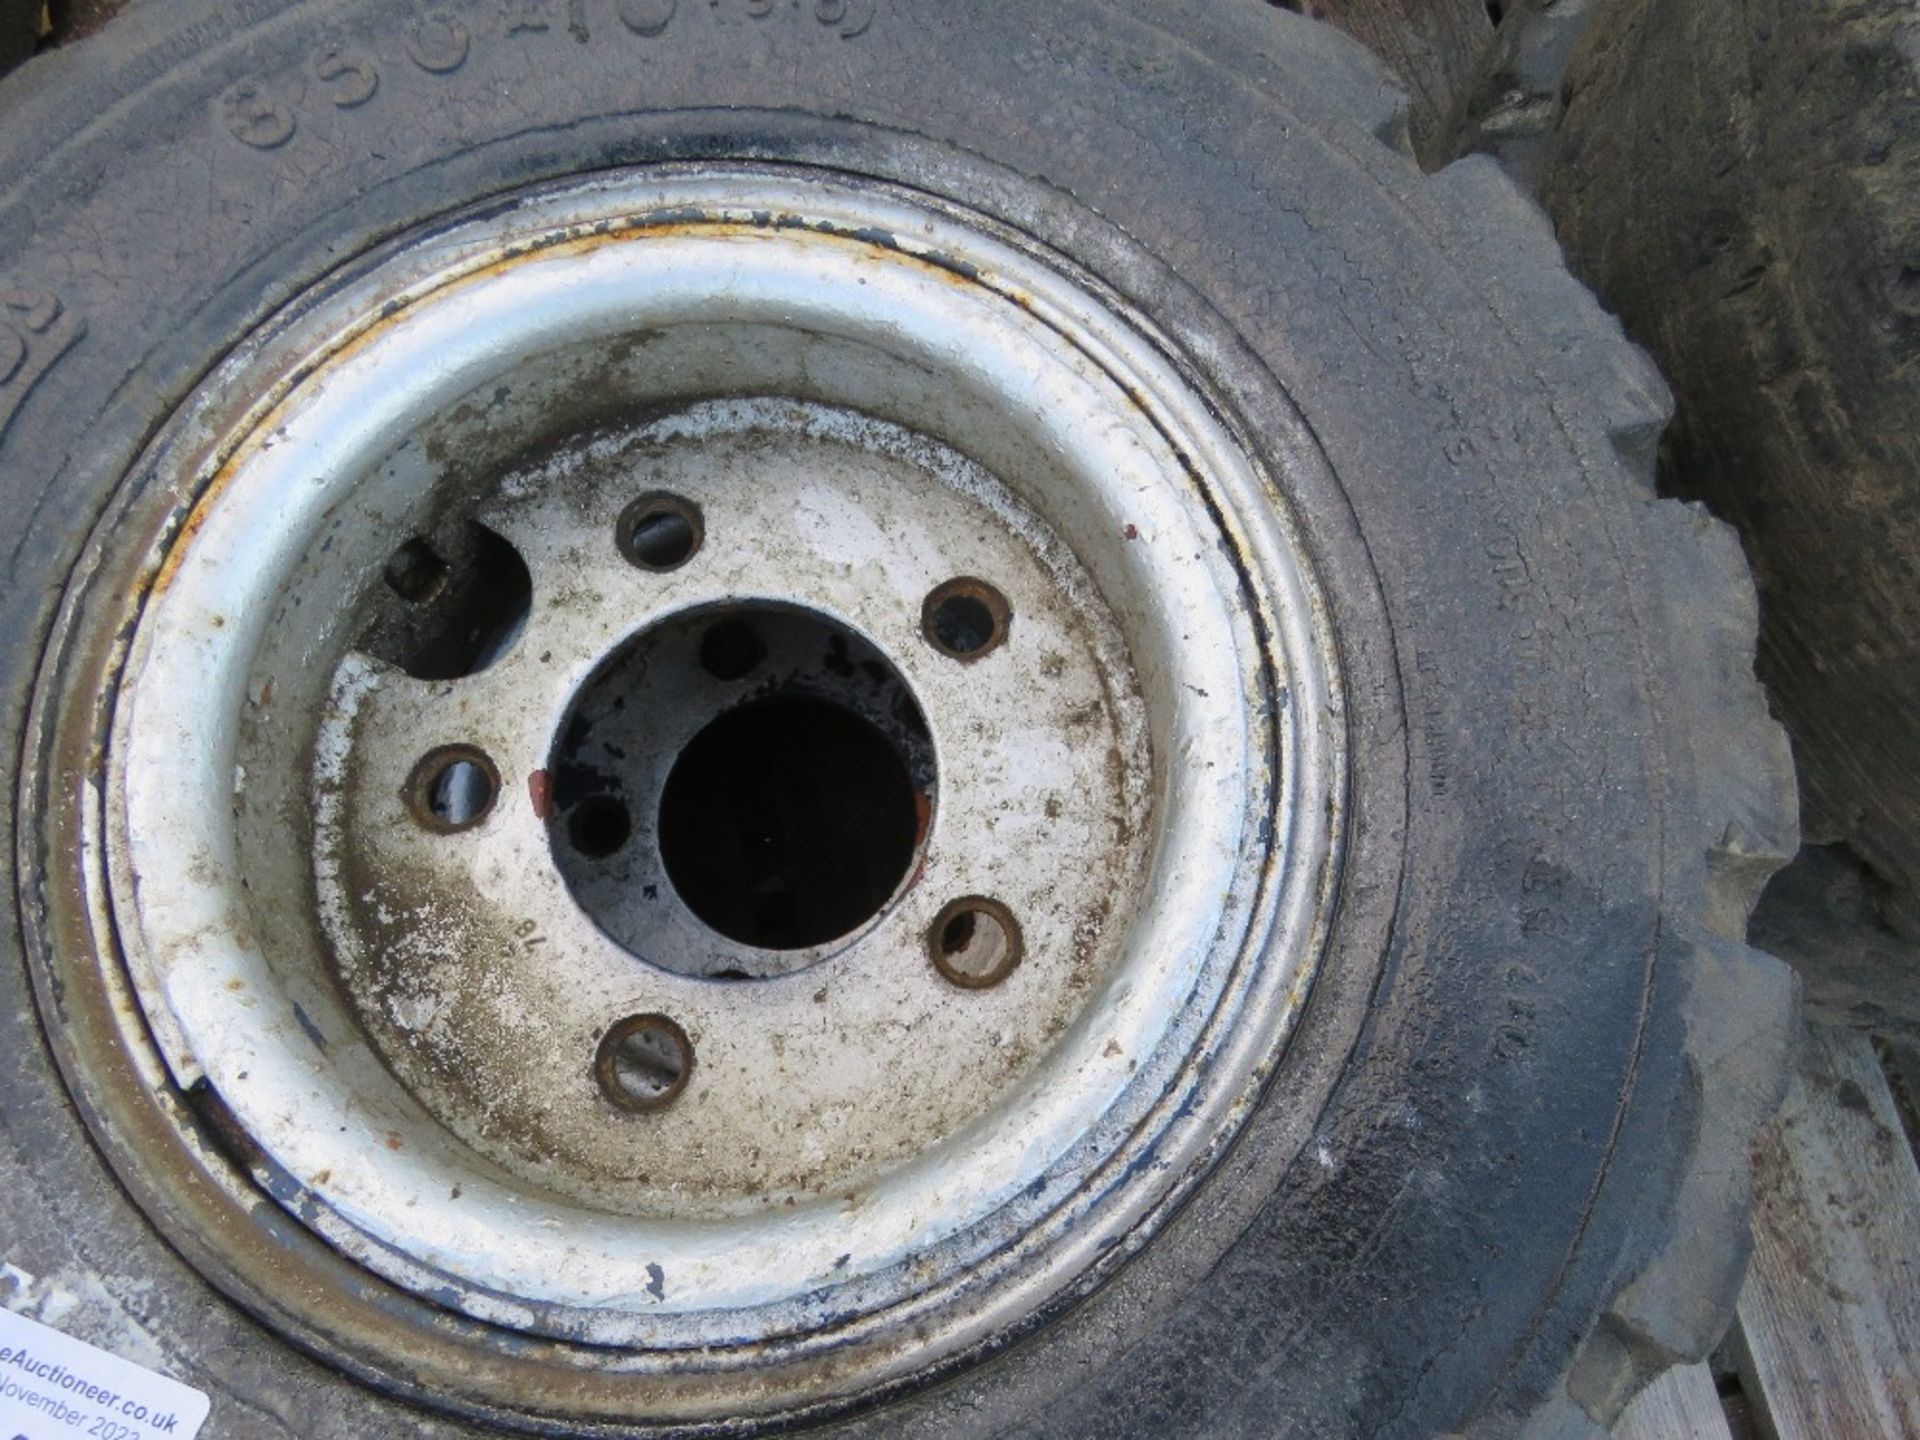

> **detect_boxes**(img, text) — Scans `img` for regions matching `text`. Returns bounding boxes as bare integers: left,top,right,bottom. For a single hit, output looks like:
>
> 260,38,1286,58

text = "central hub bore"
550,601,935,973
661,696,919,949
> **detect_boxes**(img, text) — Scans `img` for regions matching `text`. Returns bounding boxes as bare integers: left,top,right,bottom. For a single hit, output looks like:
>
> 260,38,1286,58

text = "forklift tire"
0,3,1795,1437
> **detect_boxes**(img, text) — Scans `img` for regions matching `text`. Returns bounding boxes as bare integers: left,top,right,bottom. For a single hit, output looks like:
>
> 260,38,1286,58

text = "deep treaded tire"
0,3,1794,1437
1537,0,1920,948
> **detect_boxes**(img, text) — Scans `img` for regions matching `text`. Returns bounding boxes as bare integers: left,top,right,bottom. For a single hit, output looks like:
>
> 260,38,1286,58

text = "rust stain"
147,471,233,602
1123,523,1140,541
384,1132,404,1151
528,768,554,821
901,793,936,894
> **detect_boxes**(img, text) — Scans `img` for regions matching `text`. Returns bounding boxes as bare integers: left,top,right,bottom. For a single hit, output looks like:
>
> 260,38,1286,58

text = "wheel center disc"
313,401,1148,1226
565,599,930,964
87,167,1344,1413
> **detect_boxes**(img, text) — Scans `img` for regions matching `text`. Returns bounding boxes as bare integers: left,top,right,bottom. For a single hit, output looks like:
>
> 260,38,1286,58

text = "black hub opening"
548,602,934,970
660,697,919,950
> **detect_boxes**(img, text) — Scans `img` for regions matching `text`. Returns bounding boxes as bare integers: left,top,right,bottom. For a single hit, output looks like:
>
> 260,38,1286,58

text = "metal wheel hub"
307,398,1152,1251
69,167,1343,1413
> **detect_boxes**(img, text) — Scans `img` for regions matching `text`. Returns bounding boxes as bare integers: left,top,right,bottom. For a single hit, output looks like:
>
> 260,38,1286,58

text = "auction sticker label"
0,1307,208,1440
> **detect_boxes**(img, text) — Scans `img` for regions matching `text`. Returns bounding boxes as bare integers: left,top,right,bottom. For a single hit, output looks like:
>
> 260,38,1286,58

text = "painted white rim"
96,168,1344,1395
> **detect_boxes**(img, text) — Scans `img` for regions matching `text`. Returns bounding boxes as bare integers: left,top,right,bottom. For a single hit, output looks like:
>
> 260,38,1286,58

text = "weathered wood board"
1730,1025,1920,1440
1615,1363,1733,1440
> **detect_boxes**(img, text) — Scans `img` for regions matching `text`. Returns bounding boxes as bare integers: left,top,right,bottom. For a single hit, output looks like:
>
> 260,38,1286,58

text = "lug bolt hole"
617,492,704,572
405,746,499,832
382,536,450,603
922,578,1011,661
929,897,1023,988
596,1014,694,1112
699,617,768,681
567,795,632,859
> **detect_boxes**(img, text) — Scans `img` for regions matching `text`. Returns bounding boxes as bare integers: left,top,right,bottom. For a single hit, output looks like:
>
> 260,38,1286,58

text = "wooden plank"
1732,1024,1920,1440
1614,1363,1733,1440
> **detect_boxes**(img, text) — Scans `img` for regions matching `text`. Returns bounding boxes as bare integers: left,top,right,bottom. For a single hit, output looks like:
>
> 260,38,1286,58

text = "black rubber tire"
0,0,36,78
1258,0,1497,166
0,3,1795,1437
1534,0,1920,948
1444,0,1605,190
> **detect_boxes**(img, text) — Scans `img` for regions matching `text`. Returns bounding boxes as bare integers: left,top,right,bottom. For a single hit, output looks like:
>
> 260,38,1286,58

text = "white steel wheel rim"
96,167,1344,1403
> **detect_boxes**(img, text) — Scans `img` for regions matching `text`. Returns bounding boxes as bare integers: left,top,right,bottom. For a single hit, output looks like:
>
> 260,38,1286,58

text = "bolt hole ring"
921,578,1012,661
929,896,1024,989
617,492,705,572
596,1014,694,1112
404,745,501,833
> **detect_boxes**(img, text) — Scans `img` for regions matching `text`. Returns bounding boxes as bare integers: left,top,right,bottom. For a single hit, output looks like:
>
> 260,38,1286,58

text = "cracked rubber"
0,2,1795,1436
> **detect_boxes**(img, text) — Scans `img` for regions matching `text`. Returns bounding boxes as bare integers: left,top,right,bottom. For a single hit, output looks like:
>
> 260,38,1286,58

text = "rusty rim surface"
31,166,1345,1424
